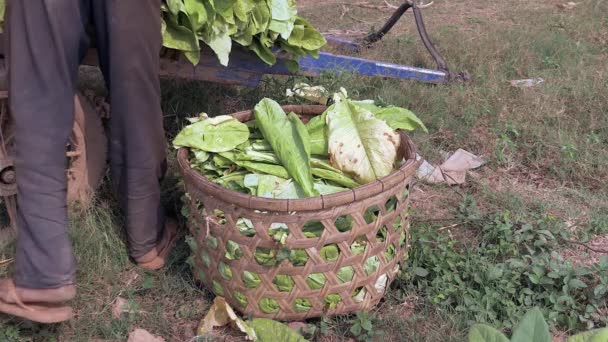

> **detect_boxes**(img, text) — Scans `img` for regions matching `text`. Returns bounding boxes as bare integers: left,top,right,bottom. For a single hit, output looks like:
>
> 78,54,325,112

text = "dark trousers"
7,0,167,289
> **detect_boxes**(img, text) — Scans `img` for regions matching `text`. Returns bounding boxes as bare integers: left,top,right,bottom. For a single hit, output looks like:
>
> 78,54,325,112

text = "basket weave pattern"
178,105,420,320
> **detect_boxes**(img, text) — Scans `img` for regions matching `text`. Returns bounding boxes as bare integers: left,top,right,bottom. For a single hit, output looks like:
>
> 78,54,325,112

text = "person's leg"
9,0,89,290
0,0,89,323
90,0,173,265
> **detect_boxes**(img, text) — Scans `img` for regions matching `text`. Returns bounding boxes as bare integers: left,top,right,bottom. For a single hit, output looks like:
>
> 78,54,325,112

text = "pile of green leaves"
400,207,608,332
0,0,324,68
161,0,327,68
173,91,426,199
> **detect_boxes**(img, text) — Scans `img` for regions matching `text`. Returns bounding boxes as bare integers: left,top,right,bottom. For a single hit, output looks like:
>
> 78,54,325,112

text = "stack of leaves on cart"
173,89,427,199
0,0,326,68
161,0,327,69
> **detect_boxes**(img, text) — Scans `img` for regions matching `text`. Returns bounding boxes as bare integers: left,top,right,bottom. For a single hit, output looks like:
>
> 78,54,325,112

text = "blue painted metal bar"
297,51,447,84
156,45,447,86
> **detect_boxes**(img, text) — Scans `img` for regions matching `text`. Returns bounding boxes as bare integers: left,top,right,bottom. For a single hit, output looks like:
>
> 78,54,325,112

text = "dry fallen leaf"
197,297,256,340
127,328,165,342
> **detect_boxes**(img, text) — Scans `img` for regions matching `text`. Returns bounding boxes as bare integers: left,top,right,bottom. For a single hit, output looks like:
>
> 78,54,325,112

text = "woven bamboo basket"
177,105,421,320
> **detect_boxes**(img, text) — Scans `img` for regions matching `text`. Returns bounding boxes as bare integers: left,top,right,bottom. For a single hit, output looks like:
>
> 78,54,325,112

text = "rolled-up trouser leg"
8,0,89,288
90,0,166,259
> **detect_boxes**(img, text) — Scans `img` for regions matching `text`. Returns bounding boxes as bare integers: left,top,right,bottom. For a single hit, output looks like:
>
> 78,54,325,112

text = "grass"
2,0,608,340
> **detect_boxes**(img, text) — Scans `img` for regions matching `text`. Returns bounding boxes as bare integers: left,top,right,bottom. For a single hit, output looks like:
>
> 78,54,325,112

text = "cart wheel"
0,92,108,232
66,93,108,208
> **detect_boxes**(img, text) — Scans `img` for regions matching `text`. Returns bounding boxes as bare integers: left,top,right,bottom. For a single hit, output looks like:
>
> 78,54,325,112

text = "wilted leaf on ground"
197,297,256,340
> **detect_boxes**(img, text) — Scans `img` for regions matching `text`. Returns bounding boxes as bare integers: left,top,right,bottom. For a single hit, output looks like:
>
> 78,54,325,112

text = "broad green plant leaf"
510,308,551,342
373,107,428,133
220,152,290,178
312,168,360,188
254,99,317,196
248,318,307,342
249,38,277,65
591,328,608,342
272,275,295,292
306,112,328,155
467,324,509,342
269,0,297,21
324,294,342,309
201,21,233,66
294,298,312,312
326,98,400,184
161,17,200,64
287,17,327,51
259,298,280,314
306,273,326,289
173,115,249,152
567,328,608,342
243,271,261,288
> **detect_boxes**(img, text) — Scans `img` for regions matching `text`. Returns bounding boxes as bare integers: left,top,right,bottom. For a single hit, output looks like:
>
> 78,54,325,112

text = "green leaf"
293,298,312,312
320,244,340,262
568,278,588,289
248,318,307,342
256,174,305,199
225,240,243,260
306,112,328,155
324,294,342,309
254,248,278,266
361,320,373,331
467,324,509,342
591,328,608,342
364,256,379,275
218,261,233,280
236,150,280,164
141,276,155,290
510,308,551,342
414,267,429,277
201,21,233,66
161,17,200,52
326,96,400,184
567,328,607,342
269,0,297,21
312,168,360,188
313,181,347,195
166,0,187,16
273,275,295,292
243,271,262,289
336,266,355,283
269,18,296,39
306,273,326,290
258,298,280,314
289,249,309,267
173,115,249,152
287,17,327,51
249,38,277,65
302,221,324,238
254,99,317,196
233,291,248,307
373,106,428,133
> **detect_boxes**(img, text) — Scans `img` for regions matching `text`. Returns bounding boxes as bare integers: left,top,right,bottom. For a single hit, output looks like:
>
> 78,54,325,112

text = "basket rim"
177,104,421,212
